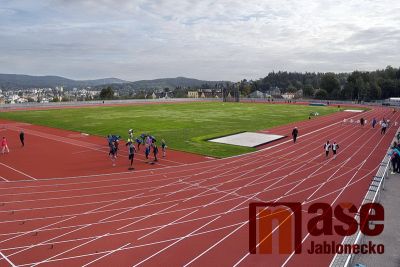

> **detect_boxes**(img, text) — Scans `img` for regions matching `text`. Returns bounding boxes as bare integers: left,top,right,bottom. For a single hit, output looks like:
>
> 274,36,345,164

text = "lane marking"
82,243,131,267
0,251,16,267
0,162,36,180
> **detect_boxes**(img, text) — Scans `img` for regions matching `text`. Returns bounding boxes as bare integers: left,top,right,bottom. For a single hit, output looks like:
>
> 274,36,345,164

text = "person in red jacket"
1,137,9,154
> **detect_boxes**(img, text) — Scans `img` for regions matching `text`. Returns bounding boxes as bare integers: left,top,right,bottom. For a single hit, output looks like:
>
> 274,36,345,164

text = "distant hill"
96,77,229,91
0,74,128,90
0,74,228,91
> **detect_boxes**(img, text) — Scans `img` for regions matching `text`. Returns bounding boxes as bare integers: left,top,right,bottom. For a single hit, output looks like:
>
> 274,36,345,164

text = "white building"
282,93,295,99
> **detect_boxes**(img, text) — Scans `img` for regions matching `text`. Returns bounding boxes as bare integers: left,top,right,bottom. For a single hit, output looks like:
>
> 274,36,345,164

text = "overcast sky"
0,0,399,81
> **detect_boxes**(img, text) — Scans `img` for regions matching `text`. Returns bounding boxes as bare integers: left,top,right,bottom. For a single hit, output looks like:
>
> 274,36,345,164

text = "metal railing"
329,130,397,267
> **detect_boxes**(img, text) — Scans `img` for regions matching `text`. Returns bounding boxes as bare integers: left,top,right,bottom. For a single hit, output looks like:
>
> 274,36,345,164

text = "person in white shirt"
332,142,340,159
324,141,331,158
381,122,387,135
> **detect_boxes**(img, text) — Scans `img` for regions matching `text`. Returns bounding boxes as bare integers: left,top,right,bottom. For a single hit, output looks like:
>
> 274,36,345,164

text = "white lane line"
183,221,244,267
132,216,221,267
117,203,179,231
71,150,93,155
2,192,144,259
0,162,362,242
188,112,388,266
233,116,390,267
0,251,16,267
0,162,36,180
82,243,131,267
0,192,145,245
31,233,110,267
137,209,199,240
2,170,375,263
0,175,9,182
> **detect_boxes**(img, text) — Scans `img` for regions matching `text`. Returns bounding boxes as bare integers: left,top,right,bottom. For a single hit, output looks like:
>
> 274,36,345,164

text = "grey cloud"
0,0,399,81
345,27,400,46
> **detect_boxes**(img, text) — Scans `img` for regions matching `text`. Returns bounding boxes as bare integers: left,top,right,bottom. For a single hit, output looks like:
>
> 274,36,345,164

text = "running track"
0,104,398,267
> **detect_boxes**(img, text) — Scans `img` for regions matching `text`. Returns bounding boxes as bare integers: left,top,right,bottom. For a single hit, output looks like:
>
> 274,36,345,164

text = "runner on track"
126,140,136,170
152,139,159,162
324,141,331,158
1,137,9,154
381,121,387,135
145,137,151,160
372,118,377,128
109,142,117,166
291,127,298,143
128,129,134,139
136,137,142,151
114,139,120,157
161,139,167,157
332,142,339,159
19,131,25,147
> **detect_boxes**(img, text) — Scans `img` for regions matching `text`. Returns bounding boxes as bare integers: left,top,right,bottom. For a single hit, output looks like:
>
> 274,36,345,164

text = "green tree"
314,89,328,99
355,77,366,100
342,83,355,100
320,73,340,94
100,87,115,100
286,84,297,93
242,84,252,96
369,82,382,100
303,84,314,97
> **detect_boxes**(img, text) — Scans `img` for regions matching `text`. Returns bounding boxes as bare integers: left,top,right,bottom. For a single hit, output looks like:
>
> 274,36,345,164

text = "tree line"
98,66,400,101
239,66,400,101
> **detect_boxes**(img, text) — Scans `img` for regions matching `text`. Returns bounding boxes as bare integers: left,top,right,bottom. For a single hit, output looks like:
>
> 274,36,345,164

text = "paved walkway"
352,173,400,267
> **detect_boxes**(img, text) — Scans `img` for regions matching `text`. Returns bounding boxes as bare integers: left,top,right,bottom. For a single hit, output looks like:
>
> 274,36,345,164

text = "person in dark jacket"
152,140,159,162
291,127,298,143
126,141,136,170
19,131,25,147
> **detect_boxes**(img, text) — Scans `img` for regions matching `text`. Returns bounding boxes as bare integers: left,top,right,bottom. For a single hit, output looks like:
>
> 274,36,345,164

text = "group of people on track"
343,117,393,135
291,111,399,160
107,129,167,169
292,127,340,159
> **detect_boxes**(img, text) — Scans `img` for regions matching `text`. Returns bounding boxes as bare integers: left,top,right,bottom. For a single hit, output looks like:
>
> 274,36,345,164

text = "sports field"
0,102,342,157
0,103,394,267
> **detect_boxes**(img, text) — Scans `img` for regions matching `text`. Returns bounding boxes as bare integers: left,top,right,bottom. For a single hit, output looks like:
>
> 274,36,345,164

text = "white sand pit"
209,132,285,147
343,109,364,113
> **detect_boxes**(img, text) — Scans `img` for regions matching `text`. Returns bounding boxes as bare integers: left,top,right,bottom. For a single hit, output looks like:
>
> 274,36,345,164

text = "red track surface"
0,104,397,267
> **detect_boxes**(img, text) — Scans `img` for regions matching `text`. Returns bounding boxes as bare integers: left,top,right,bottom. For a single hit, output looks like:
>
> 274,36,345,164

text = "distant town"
1,65,399,104
0,86,100,104
0,84,302,105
